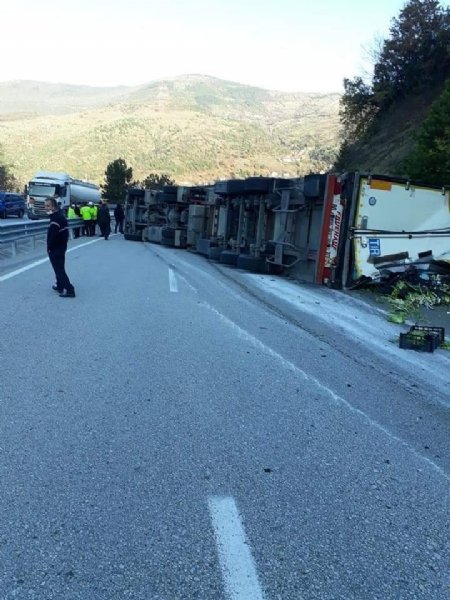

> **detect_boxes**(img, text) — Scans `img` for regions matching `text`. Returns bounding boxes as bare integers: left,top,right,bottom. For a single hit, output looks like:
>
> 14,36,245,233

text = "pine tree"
373,0,450,108
142,173,175,190
101,158,133,203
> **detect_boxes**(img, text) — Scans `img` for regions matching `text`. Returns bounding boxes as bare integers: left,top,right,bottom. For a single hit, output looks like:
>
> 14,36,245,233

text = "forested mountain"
0,75,340,187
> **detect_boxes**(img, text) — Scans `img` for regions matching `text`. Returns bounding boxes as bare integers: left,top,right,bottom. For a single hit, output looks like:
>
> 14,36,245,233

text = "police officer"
45,196,75,298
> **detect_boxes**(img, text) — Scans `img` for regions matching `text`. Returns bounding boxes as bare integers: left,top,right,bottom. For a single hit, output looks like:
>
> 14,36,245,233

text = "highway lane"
0,236,449,599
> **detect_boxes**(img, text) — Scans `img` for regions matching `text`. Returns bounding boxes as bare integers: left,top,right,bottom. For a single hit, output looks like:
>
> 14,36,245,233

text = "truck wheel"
236,254,265,272
161,227,175,242
124,233,143,242
196,238,213,256
207,246,223,261
220,251,239,266
243,177,274,194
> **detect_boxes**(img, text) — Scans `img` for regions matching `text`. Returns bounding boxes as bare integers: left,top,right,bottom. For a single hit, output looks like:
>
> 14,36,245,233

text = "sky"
0,0,413,93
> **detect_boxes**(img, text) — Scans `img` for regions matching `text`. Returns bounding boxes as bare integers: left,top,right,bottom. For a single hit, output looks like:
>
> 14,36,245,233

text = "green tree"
102,158,133,203
335,0,450,170
339,77,378,143
142,173,175,189
373,0,450,108
332,141,353,171
404,78,450,185
0,164,20,192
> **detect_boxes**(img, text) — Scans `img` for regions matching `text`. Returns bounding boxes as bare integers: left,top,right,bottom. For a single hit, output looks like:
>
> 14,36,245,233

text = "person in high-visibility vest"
80,203,91,236
90,202,98,236
66,204,80,238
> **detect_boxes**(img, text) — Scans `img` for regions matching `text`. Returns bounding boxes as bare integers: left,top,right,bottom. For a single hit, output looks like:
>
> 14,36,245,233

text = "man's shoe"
59,290,76,298
52,285,63,292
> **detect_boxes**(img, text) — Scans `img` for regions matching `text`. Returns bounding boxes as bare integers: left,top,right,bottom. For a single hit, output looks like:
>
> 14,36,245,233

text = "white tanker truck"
26,171,101,219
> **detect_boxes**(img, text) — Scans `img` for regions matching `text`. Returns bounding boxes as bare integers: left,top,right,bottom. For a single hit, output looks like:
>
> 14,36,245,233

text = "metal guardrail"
0,218,84,261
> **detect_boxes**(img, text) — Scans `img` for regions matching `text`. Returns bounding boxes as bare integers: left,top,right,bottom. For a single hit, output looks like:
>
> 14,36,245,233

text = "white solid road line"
0,238,102,283
208,496,266,600
168,268,178,292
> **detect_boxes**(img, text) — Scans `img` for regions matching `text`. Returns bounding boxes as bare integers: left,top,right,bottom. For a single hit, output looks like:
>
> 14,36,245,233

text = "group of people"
67,201,124,239
47,199,126,298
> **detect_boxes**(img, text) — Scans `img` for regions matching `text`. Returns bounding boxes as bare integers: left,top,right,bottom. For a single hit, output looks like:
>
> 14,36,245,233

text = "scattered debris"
386,278,450,324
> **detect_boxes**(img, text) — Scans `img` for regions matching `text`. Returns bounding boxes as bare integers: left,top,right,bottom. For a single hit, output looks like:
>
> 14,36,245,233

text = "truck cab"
27,171,100,219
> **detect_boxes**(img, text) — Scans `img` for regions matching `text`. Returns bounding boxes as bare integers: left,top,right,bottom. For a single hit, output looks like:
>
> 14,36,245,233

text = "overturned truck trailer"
123,173,450,288
330,174,450,288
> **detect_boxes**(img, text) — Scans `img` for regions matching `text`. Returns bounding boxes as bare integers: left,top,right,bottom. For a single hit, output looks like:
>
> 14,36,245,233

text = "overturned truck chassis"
123,173,450,289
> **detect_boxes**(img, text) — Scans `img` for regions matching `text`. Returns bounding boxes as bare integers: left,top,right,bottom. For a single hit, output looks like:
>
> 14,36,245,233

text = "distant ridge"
0,74,341,184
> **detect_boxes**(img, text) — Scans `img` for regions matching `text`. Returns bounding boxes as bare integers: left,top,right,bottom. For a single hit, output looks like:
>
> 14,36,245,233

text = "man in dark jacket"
114,203,124,234
97,200,111,240
45,196,76,298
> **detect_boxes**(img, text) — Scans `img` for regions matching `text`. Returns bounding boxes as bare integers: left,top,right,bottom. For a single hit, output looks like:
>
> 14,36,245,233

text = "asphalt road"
1,235,449,600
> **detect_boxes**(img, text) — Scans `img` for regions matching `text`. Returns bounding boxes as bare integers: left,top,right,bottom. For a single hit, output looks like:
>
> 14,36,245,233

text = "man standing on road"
97,199,111,240
45,196,76,298
114,203,124,234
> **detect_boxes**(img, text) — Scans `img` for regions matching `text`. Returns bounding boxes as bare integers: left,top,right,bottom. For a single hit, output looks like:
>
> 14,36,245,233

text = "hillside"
338,83,447,177
0,75,340,186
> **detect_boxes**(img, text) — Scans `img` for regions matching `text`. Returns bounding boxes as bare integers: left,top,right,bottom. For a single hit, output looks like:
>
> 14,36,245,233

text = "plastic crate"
399,332,437,352
409,325,445,344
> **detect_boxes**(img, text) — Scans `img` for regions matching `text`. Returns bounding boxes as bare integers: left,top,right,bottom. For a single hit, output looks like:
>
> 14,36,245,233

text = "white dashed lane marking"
168,268,178,293
208,496,266,600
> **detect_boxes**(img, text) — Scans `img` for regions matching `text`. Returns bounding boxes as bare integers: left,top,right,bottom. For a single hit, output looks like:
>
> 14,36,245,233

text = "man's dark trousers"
49,248,74,293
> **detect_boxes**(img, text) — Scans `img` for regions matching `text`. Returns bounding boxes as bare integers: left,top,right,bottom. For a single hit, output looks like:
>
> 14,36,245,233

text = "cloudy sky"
1,0,410,92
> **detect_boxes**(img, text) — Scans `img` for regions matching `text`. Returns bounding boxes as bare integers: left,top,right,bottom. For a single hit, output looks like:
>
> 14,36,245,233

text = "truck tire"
161,227,175,242
163,186,178,194
220,250,239,266
160,192,178,204
236,254,265,272
124,232,143,242
243,177,274,194
196,238,213,256
213,180,245,196
207,246,223,261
